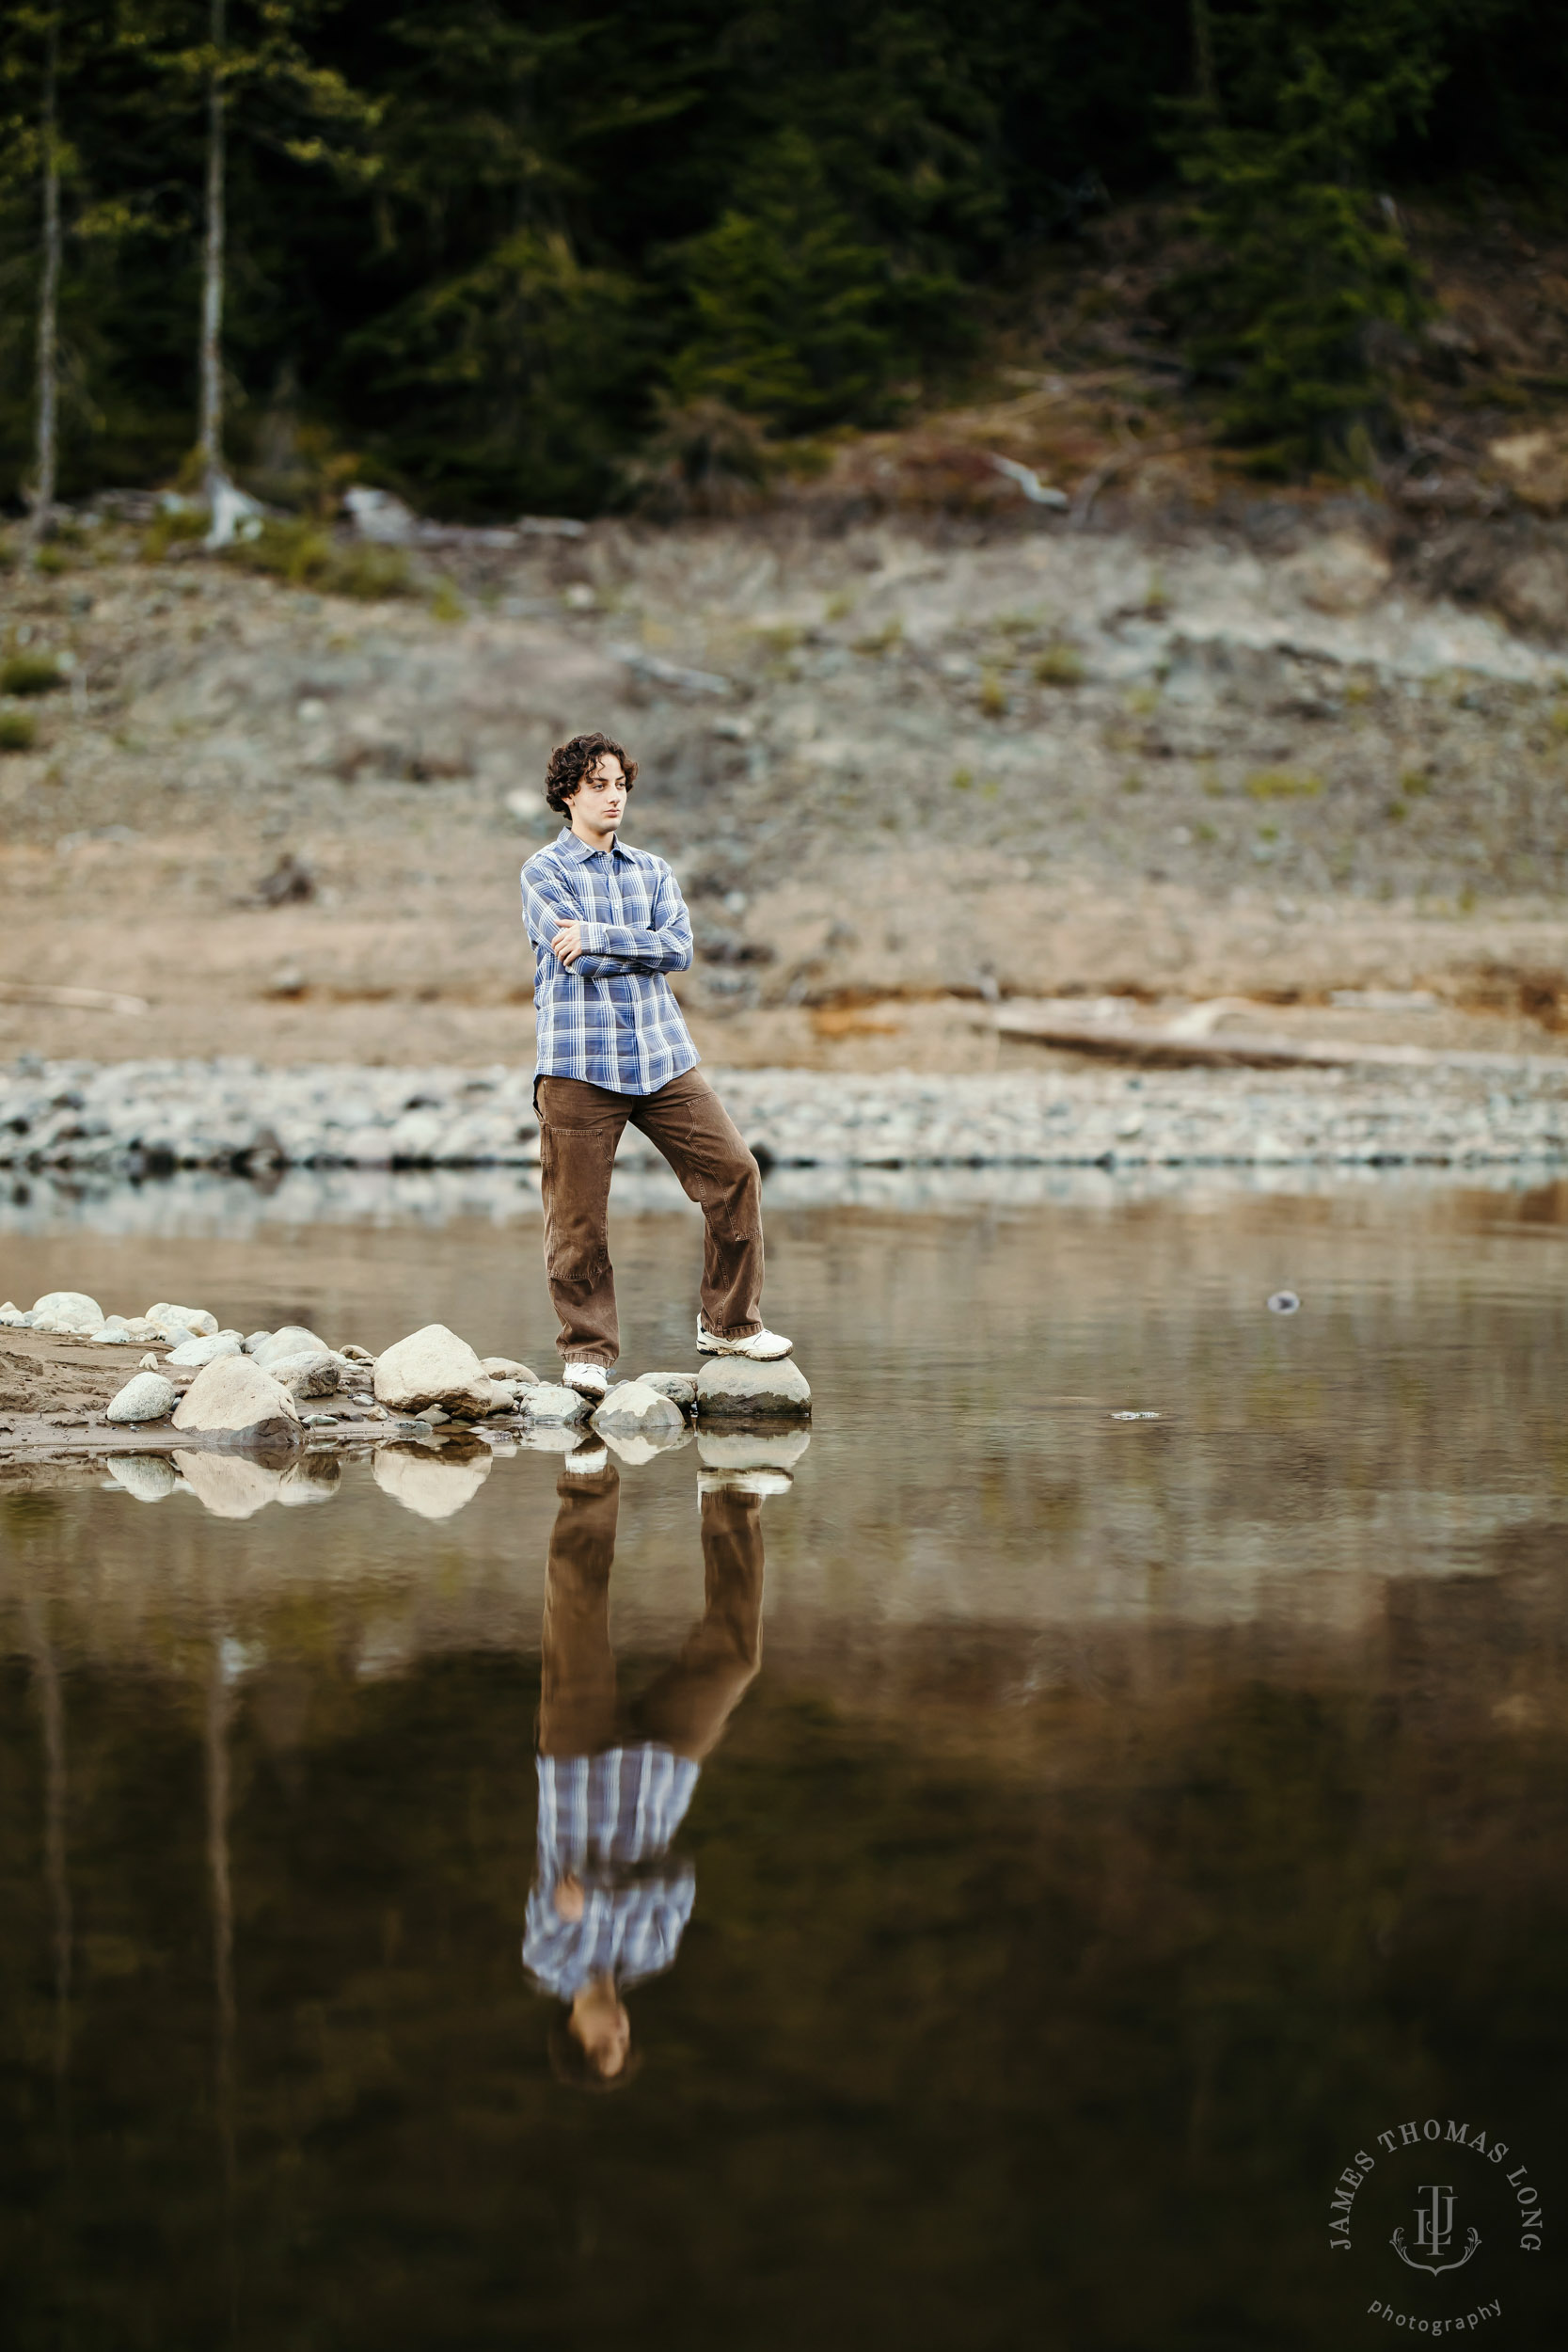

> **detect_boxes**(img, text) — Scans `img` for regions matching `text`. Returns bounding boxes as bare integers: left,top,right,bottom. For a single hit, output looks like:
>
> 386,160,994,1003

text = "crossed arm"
521,865,694,978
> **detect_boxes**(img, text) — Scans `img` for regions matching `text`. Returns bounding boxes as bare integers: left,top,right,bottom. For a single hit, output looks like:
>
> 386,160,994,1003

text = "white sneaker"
562,1360,610,1400
695,1319,794,1360
699,1469,793,1497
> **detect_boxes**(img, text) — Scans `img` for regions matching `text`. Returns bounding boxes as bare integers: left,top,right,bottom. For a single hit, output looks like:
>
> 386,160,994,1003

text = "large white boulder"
251,1325,331,1367
32,1289,104,1327
171,1355,300,1445
106,1371,178,1424
373,1441,492,1519
372,1324,499,1417
695,1356,812,1418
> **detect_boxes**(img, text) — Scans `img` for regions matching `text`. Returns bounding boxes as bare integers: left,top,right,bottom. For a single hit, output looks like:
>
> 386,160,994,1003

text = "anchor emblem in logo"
1391,2185,1481,2278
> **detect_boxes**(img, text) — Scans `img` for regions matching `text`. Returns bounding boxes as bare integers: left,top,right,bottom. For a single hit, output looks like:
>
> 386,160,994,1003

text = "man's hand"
551,918,585,966
553,1871,586,1922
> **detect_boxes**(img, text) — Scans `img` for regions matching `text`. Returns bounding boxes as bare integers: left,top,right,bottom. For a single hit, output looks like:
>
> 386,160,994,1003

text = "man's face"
572,754,626,834
574,1996,631,2079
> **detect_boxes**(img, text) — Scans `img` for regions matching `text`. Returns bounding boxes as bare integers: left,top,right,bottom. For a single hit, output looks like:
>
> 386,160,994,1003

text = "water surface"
3,1179,1567,2347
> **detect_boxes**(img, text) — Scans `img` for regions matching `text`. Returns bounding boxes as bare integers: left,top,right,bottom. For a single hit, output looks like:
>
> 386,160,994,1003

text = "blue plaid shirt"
522,1745,700,2000
521,830,698,1096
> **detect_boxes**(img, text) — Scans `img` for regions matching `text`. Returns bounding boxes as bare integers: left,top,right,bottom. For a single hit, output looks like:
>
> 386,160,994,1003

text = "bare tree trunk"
1191,0,1217,112
26,8,62,567
198,0,227,493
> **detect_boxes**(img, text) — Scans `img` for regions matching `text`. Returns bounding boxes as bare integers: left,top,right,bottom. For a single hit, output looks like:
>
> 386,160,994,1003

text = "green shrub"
140,505,207,562
0,709,39,752
0,655,65,697
224,518,414,600
325,542,414,600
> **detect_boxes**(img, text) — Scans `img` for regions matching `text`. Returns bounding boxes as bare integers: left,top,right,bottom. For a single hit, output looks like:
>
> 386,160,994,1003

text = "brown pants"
537,1067,763,1368
538,1465,765,1763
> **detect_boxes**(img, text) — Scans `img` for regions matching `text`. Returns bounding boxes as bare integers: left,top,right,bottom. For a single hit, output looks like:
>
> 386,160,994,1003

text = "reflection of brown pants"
539,1466,764,1763
537,1068,763,1367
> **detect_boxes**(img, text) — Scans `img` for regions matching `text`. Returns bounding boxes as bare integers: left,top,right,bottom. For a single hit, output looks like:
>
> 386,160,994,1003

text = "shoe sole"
696,1335,793,1361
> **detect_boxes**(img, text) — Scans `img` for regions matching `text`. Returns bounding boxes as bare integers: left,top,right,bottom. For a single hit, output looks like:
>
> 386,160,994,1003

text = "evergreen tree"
1168,0,1449,469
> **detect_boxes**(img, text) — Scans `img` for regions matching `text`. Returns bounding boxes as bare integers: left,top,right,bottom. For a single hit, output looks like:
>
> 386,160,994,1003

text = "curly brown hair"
544,732,639,817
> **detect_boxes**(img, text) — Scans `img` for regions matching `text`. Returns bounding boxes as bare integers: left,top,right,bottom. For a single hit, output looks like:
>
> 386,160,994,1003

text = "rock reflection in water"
372,1437,492,1520
524,1461,769,2090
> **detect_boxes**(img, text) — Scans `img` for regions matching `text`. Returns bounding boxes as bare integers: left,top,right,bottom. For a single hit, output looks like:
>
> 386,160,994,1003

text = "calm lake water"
3,1173,1567,2348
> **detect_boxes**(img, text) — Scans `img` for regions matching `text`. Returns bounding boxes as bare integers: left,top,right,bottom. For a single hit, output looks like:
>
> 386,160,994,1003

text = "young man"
520,730,792,1401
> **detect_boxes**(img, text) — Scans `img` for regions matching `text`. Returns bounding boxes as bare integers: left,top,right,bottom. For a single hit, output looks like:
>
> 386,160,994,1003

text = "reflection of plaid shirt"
522,1746,699,2001
521,830,697,1095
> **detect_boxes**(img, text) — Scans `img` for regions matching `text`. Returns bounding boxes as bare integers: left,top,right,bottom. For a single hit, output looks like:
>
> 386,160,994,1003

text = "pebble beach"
7,1055,1568,1175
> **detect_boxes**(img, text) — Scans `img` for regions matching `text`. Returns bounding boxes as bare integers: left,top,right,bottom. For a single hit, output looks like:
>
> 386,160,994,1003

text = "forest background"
3,0,1567,523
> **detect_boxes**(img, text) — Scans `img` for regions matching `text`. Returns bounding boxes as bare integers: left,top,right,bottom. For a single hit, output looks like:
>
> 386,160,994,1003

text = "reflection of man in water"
523,1460,766,2088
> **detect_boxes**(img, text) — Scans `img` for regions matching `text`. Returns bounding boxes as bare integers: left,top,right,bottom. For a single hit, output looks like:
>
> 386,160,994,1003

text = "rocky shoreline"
0,1295,810,1497
7,1056,1568,1173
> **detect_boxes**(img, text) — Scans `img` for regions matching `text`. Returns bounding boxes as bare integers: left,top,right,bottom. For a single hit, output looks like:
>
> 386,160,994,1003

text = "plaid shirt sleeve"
578,862,693,972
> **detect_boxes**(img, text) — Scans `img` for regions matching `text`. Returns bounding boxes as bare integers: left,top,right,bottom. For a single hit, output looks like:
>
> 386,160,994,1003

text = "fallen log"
990,1003,1566,1074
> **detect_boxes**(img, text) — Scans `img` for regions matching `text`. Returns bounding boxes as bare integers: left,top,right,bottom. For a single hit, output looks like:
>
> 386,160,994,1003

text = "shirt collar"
558,828,625,862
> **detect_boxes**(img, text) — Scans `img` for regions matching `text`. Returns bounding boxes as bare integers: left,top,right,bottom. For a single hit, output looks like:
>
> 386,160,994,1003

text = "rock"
518,1381,592,1425
251,1324,331,1367
373,1441,492,1519
697,1429,812,1472
122,1318,163,1343
637,1370,698,1410
166,1332,244,1368
594,1379,686,1436
32,1289,104,1327
146,1301,218,1337
90,1318,136,1343
1494,548,1568,638
171,1356,300,1446
482,1356,538,1382
106,1371,178,1423
138,1352,161,1370
372,1323,499,1417
172,1451,284,1519
694,1356,812,1418
0,1300,24,1325
1489,426,1568,516
243,1330,274,1354
339,1343,376,1365
264,1348,343,1398
1279,532,1390,613
107,1454,179,1502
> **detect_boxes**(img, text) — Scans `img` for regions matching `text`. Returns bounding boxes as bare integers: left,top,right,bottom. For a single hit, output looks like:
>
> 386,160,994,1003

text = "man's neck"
569,818,616,854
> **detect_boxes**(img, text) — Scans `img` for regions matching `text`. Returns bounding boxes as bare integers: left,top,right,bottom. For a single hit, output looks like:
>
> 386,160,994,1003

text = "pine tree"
1167,0,1449,469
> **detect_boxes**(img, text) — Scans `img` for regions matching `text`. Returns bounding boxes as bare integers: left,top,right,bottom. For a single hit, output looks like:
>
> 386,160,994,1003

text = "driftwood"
990,1000,1563,1075
0,980,149,1014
